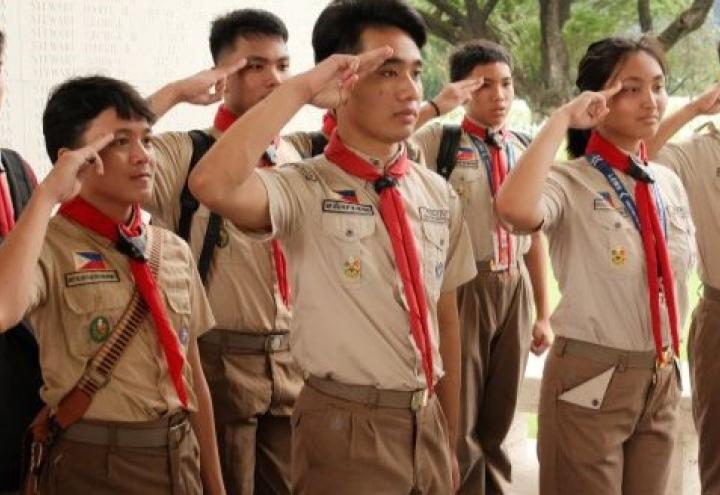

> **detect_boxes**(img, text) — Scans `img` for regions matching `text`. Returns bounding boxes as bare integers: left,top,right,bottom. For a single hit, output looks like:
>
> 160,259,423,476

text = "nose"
397,71,421,102
131,139,152,165
267,66,283,87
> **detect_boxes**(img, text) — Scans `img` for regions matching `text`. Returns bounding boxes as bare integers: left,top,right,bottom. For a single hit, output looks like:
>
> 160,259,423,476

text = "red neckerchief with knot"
213,105,291,308
586,130,679,362
322,111,337,138
461,117,513,269
324,131,434,392
59,197,189,407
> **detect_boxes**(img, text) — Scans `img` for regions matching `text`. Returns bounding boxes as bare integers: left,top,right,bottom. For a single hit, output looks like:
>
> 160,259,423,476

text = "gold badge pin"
343,256,362,280
611,246,626,266
89,316,112,343
216,224,230,248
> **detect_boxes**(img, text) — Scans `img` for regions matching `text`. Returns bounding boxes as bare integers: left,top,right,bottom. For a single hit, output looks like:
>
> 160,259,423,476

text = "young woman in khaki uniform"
496,37,695,494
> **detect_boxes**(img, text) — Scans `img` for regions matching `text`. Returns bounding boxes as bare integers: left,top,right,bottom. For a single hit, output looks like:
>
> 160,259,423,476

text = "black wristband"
428,100,441,117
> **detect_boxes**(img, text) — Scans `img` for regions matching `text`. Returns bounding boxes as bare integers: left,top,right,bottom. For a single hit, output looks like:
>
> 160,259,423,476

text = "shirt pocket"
591,211,642,278
449,168,485,209
62,284,132,359
665,206,694,275
162,281,193,348
321,213,376,287
421,221,450,298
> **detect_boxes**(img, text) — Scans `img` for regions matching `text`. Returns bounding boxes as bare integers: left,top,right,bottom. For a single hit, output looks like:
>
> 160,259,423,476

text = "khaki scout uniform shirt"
541,157,695,351
26,216,215,422
254,151,477,391
148,128,302,333
656,130,720,288
412,122,531,262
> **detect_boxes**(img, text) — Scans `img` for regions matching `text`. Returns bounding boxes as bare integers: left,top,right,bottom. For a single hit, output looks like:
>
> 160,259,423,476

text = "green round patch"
89,316,112,343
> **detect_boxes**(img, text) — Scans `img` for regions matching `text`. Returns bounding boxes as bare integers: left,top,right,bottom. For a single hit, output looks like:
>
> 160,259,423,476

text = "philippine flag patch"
456,147,475,161
74,251,108,271
335,189,359,204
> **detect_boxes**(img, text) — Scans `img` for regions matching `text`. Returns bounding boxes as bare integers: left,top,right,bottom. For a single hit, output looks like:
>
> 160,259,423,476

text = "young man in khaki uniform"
145,10,303,495
412,40,552,495
645,82,720,494
0,76,223,494
189,1,477,493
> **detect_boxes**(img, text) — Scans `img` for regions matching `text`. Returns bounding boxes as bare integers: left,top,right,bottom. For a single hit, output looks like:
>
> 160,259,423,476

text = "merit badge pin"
611,246,626,266
343,256,362,280
216,224,230,248
179,326,190,345
89,316,112,343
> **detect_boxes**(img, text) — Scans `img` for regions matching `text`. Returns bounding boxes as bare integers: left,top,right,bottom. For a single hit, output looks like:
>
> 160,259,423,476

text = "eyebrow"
482,77,513,83
246,55,289,64
114,127,152,135
379,57,423,68
622,75,665,83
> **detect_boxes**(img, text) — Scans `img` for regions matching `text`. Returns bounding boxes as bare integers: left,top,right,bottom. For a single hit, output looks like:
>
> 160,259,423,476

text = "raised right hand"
296,46,394,109
42,133,114,203
558,82,622,129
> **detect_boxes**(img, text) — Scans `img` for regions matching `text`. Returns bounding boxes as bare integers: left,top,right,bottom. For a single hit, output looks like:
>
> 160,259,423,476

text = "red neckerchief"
322,111,337,138
324,131,434,391
586,131,679,361
213,105,290,307
0,168,14,237
59,197,189,407
461,117,513,269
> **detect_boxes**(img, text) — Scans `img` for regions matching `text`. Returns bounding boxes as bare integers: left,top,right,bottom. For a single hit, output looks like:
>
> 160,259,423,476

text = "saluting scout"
412,40,552,495
146,10,303,495
496,37,695,495
189,1,477,493
0,76,224,495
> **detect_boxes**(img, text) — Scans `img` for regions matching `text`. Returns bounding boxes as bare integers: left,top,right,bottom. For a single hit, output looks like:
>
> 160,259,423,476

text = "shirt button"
614,222,622,229
591,399,600,407
440,239,445,246
345,229,354,237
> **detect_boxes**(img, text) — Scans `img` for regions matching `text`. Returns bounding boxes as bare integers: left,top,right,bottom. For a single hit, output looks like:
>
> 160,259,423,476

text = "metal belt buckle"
85,366,112,389
265,335,283,352
410,389,428,411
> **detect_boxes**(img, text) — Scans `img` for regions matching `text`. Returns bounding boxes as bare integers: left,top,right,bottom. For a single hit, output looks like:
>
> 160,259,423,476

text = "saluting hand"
559,82,622,129
431,78,484,116
297,46,394,109
172,56,248,106
41,133,114,203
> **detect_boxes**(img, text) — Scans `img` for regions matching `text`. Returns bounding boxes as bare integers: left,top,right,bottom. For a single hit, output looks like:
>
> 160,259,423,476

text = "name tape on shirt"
322,199,374,216
65,270,121,287
419,207,450,224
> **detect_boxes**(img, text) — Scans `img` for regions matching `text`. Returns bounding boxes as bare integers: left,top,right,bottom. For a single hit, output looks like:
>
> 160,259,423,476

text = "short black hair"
42,76,155,163
209,9,288,63
312,0,426,63
449,39,512,82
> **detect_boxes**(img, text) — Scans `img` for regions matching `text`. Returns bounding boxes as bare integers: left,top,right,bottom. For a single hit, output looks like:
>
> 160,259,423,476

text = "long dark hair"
566,36,667,158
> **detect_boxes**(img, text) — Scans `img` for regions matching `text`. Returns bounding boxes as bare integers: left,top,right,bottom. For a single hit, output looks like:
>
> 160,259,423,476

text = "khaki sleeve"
440,184,477,292
26,250,51,313
655,141,695,186
184,244,215,339
541,167,569,232
254,165,307,241
410,122,444,171
145,132,194,230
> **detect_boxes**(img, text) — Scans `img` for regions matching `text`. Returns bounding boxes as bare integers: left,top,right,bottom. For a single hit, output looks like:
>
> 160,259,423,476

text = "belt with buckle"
61,412,189,448
555,337,673,370
200,329,290,353
306,375,429,411
476,258,521,272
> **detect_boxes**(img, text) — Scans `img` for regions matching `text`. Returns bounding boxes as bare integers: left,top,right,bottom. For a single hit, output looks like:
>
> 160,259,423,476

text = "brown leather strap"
54,229,162,428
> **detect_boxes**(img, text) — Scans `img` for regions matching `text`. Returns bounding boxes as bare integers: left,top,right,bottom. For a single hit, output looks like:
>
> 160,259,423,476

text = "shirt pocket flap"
422,221,449,250
164,287,191,315
321,213,376,242
63,285,129,314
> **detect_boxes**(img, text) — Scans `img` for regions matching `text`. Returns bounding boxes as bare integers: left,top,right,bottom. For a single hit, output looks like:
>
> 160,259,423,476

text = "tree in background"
414,0,716,118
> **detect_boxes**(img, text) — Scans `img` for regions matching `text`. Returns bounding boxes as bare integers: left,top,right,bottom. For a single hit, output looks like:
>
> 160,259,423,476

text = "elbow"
188,159,220,211
495,193,540,232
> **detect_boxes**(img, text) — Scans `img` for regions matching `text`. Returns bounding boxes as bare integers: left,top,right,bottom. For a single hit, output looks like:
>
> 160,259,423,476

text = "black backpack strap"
1,149,34,217
196,212,222,285
309,131,329,158
177,130,216,242
509,130,532,149
436,125,462,181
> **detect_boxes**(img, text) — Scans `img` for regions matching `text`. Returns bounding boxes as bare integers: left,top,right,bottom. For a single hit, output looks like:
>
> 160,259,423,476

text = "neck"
595,126,641,156
335,124,398,165
466,114,503,132
79,193,134,225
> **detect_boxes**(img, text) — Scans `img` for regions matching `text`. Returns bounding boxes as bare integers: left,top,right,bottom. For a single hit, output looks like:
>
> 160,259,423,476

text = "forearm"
189,344,225,495
435,291,461,448
524,232,551,320
496,109,569,230
416,101,439,129
146,82,182,121
646,104,698,159
0,186,55,331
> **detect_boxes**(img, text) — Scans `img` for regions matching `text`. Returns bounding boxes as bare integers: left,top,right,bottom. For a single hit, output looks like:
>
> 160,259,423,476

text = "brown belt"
554,336,673,370
704,284,720,303
306,375,429,411
61,412,189,448
200,328,290,353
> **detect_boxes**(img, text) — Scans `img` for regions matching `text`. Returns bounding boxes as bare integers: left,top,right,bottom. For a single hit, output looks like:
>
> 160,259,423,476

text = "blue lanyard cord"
467,134,515,197
586,154,667,237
